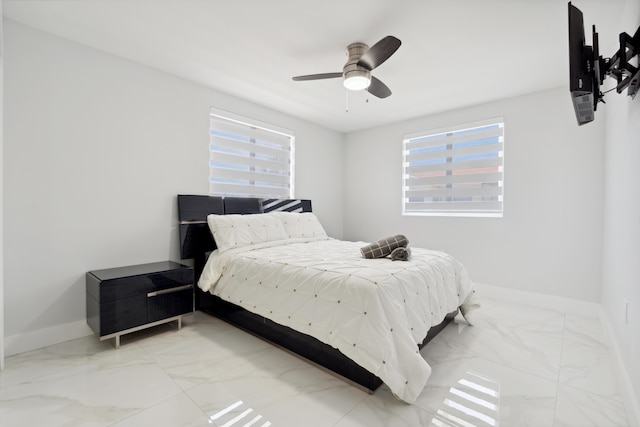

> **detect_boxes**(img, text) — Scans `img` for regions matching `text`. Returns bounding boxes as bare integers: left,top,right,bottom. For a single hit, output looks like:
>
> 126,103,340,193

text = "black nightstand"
86,261,194,348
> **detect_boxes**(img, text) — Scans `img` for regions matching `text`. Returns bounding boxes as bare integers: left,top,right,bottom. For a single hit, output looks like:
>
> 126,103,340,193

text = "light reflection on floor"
430,371,500,427
209,400,271,427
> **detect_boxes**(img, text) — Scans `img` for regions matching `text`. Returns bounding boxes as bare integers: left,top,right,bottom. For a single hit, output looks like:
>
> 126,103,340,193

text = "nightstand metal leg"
100,314,191,349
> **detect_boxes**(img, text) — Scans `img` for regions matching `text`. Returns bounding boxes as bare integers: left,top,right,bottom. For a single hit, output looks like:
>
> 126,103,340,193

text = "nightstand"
86,261,194,348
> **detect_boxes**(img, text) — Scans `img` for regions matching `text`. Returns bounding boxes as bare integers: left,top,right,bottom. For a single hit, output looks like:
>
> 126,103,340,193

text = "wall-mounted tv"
567,2,640,126
568,2,596,125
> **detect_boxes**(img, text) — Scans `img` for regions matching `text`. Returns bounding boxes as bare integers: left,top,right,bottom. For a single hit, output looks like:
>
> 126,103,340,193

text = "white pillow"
269,212,328,239
207,213,289,253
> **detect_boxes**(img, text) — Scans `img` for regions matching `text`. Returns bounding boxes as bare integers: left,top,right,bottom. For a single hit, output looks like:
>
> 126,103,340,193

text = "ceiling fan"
292,35,401,99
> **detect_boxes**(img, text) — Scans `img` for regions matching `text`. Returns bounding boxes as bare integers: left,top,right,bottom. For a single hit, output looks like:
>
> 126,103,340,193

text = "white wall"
0,2,5,370
3,20,344,356
343,87,605,302
601,0,640,419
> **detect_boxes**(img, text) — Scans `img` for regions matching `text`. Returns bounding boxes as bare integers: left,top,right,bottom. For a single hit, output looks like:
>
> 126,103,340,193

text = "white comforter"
198,237,479,403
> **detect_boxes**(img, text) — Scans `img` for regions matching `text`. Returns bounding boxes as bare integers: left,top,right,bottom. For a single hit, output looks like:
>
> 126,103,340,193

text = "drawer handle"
147,284,193,297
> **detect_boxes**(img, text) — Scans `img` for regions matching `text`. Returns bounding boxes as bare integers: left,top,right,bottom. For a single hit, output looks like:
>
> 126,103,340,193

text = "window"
403,118,504,217
209,108,294,198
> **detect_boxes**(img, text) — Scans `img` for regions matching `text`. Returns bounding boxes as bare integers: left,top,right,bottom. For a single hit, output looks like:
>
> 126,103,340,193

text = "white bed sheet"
198,237,479,403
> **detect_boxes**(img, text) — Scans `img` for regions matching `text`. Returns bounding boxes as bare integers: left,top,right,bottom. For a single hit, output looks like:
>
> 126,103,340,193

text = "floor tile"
554,383,628,427
559,314,622,398
187,361,367,427
418,354,557,426
0,295,631,427
109,393,210,427
0,363,181,426
425,316,564,383
332,388,435,427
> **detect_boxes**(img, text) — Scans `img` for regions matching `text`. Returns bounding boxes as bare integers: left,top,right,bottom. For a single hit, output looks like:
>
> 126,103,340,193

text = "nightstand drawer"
148,286,193,323
99,295,148,336
88,267,192,303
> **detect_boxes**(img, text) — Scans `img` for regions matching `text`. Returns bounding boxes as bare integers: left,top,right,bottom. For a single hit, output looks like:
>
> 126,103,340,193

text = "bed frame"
177,194,454,393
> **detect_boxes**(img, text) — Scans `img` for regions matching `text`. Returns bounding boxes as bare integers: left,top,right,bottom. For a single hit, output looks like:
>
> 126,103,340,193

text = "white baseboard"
5,319,93,357
474,282,638,426
473,282,600,316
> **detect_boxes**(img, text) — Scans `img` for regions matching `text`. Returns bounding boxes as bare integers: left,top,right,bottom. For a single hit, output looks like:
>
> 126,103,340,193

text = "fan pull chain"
345,90,349,112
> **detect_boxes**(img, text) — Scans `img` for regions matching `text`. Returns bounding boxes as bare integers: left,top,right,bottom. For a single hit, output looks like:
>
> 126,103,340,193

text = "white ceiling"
3,0,627,133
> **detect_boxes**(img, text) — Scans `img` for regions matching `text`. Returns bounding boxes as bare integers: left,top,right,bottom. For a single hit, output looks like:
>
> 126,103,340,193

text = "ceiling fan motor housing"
343,42,371,90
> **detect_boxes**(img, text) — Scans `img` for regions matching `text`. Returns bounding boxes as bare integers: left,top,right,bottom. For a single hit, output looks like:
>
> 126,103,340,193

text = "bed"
177,195,479,403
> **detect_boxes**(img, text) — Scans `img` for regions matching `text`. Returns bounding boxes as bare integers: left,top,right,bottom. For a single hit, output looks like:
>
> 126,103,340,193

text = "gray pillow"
390,246,411,261
360,235,409,259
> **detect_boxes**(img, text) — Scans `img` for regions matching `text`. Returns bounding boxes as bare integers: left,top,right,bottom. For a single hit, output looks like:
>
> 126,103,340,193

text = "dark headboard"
177,195,312,262
225,198,312,215
177,195,224,260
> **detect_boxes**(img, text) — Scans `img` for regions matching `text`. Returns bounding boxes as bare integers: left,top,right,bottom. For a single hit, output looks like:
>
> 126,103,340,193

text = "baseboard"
598,307,640,427
473,282,600,316
5,319,93,357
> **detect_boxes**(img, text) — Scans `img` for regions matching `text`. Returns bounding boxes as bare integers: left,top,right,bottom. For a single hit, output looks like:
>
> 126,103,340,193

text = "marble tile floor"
0,295,631,427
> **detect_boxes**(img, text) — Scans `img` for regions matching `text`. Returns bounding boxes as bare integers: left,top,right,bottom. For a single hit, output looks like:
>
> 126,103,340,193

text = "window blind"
403,118,504,217
209,109,294,198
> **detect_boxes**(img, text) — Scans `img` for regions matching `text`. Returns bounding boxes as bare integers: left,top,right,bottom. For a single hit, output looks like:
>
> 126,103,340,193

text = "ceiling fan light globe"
343,71,371,91
344,76,370,90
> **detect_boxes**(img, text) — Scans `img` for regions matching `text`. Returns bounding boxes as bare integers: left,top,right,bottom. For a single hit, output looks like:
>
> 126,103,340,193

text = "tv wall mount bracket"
595,25,640,102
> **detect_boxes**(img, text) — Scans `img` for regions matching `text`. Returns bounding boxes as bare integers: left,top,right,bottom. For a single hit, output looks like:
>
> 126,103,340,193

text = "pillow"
269,212,328,239
207,213,288,253
360,235,409,259
390,246,411,261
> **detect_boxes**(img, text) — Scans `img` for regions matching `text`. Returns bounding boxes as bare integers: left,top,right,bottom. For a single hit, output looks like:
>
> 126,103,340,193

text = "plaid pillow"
360,235,409,259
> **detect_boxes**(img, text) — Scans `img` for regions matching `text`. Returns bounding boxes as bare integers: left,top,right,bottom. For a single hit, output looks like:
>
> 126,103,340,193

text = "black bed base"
199,290,455,393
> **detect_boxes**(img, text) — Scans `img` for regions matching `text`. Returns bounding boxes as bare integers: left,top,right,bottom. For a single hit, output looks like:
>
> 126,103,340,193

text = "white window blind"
403,118,504,217
209,108,294,198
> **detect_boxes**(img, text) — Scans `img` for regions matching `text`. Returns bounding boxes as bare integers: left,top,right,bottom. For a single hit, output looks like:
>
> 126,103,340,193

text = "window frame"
209,108,295,199
402,117,505,218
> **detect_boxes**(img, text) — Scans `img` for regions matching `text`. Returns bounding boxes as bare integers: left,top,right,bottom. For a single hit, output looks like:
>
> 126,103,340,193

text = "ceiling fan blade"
368,76,392,98
292,72,342,81
357,35,401,71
